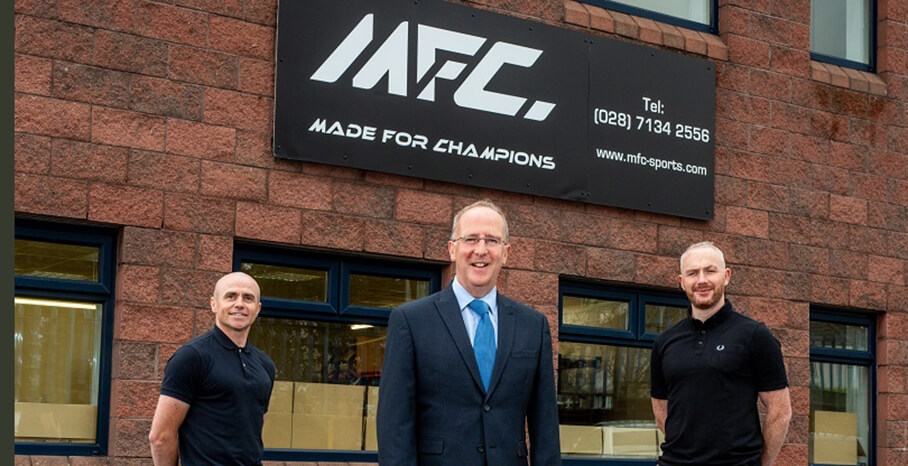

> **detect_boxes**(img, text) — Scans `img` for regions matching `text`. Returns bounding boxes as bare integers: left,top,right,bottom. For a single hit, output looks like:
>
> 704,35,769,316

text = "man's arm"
376,308,418,466
651,398,667,434
758,387,792,466
527,315,560,465
149,394,190,466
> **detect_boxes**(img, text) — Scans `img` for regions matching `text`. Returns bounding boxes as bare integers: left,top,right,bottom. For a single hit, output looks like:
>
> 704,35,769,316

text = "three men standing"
651,242,792,466
149,272,275,465
377,200,561,465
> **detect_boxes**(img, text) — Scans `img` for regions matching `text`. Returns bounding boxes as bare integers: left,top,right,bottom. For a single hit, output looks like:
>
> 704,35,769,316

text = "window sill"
810,61,887,96
565,1,727,60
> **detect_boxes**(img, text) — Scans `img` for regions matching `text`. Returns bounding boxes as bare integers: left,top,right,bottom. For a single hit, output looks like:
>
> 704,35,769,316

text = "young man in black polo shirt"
651,242,792,466
149,272,275,465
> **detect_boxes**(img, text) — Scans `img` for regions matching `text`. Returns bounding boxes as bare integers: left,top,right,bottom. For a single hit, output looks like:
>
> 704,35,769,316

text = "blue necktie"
468,299,496,392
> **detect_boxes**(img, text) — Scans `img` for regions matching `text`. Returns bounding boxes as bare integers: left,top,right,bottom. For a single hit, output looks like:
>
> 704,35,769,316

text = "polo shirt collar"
688,300,733,330
212,325,249,353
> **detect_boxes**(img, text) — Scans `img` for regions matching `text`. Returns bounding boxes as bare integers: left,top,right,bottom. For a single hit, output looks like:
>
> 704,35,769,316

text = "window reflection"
810,0,871,65
558,342,660,458
15,239,100,282
249,318,386,451
563,296,629,331
14,297,102,443
644,304,687,334
809,362,870,465
241,262,328,302
349,274,430,309
810,321,869,351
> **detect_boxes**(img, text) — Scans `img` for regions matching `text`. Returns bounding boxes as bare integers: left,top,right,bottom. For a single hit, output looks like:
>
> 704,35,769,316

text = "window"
14,220,116,456
809,308,876,466
235,245,441,462
558,281,688,463
811,0,874,70
579,0,716,33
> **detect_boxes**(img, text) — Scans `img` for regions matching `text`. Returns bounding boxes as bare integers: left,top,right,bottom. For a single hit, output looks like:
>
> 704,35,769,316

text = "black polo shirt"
161,326,275,465
651,301,788,466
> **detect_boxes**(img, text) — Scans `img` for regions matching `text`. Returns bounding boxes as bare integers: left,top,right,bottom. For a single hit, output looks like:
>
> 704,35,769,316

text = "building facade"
13,0,908,464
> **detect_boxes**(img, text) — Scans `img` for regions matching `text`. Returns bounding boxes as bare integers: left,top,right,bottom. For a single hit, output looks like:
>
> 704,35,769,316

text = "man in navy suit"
377,199,560,466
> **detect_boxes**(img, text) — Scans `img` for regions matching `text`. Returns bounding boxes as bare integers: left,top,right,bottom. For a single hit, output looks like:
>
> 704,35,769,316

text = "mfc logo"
310,14,557,121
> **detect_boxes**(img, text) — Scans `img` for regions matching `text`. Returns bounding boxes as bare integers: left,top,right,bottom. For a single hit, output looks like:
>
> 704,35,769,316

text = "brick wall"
13,0,908,464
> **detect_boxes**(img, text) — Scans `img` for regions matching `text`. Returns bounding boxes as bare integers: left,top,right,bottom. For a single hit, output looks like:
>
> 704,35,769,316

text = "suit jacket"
377,286,560,466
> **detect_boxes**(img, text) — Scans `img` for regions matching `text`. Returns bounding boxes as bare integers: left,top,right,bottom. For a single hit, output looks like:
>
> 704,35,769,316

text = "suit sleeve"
377,307,418,466
528,314,561,465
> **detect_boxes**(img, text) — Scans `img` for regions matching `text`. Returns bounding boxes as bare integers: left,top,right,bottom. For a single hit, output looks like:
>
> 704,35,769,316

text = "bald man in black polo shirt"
651,242,792,466
149,272,275,465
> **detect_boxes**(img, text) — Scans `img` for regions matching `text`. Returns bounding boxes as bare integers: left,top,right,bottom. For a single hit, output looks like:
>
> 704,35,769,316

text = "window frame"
810,0,876,72
558,280,688,466
14,219,117,457
234,243,443,463
809,307,877,466
577,0,718,34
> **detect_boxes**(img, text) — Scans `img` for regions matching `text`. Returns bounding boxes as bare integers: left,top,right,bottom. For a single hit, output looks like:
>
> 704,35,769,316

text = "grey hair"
450,199,510,242
679,241,726,269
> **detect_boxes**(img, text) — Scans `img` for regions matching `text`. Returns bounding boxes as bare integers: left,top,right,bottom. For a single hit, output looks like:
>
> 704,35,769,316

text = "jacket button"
478,445,485,453
483,405,491,412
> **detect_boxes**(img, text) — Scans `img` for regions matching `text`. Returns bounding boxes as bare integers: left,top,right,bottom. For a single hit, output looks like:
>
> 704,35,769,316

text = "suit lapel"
485,295,515,400
434,287,485,392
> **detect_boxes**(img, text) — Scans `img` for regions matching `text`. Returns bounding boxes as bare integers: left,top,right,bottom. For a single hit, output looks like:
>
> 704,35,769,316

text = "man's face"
210,273,262,334
448,206,510,298
678,247,731,311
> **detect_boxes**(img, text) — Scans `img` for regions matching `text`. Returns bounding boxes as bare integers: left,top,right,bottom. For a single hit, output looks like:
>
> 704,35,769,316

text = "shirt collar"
688,300,733,330
212,325,249,353
452,278,498,317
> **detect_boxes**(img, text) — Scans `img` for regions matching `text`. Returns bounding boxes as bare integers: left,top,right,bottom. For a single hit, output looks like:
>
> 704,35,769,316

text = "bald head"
212,272,261,302
679,241,726,271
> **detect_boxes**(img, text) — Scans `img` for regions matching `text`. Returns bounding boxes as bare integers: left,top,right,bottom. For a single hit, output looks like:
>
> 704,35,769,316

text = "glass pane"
610,0,711,25
349,274,430,309
14,297,102,443
563,295,629,331
241,262,328,302
810,0,871,65
809,361,870,465
558,342,660,459
644,304,687,334
248,317,386,451
15,239,100,281
810,320,869,351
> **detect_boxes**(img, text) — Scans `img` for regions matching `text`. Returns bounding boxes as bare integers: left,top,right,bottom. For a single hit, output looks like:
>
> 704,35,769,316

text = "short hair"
679,241,726,269
450,199,510,242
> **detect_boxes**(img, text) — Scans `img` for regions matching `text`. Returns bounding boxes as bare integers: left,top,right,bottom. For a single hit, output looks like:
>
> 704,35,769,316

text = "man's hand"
149,395,190,466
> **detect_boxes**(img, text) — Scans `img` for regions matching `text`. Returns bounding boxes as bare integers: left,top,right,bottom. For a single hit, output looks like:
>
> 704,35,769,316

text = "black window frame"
558,280,688,466
578,0,718,34
234,243,443,463
810,0,876,72
14,219,117,457
809,307,877,466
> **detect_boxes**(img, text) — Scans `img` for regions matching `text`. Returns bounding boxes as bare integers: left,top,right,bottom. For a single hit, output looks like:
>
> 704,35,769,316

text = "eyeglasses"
452,236,506,247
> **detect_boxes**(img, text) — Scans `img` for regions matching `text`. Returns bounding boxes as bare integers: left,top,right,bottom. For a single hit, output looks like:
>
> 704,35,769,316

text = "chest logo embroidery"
716,344,725,351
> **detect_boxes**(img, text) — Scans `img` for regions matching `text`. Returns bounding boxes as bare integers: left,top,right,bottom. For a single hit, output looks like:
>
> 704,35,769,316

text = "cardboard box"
292,382,365,450
15,402,97,441
269,380,294,414
364,386,379,451
809,410,858,465
559,425,603,455
262,412,292,448
602,427,660,457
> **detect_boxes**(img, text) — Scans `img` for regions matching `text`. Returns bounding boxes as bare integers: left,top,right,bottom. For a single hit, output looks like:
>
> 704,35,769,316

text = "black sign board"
274,0,715,219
